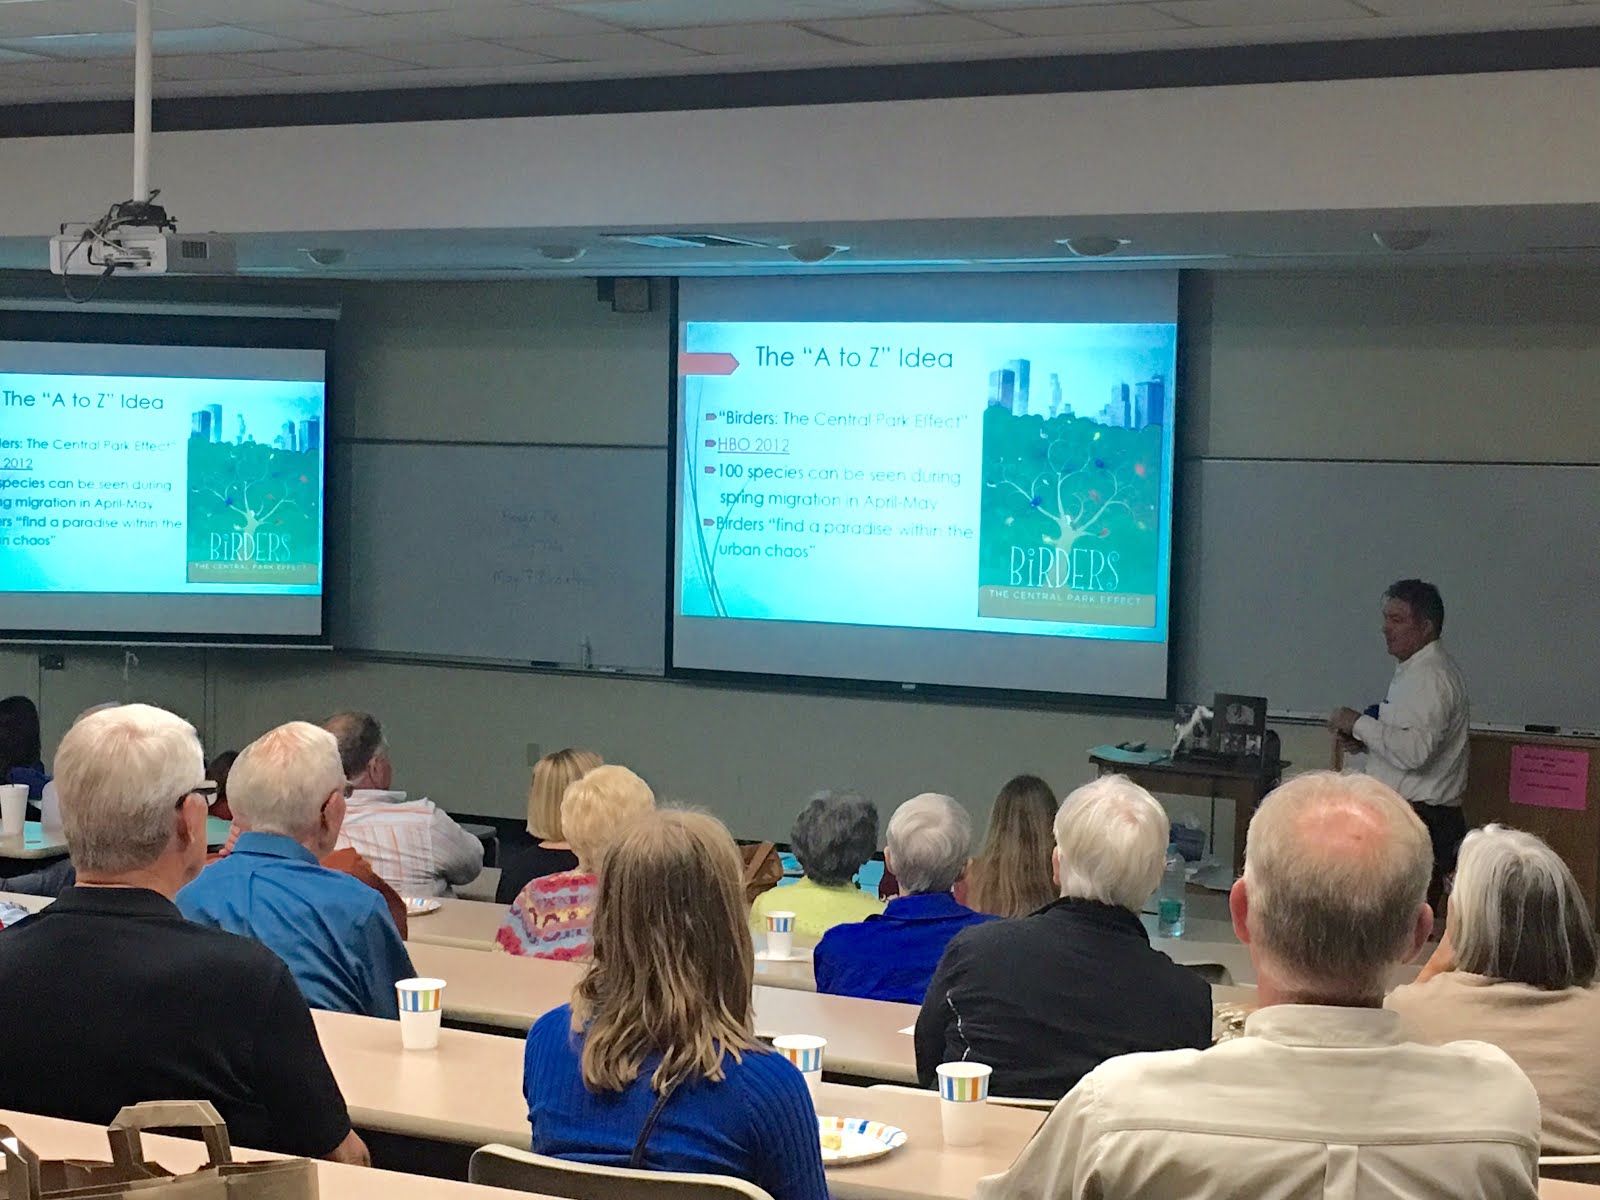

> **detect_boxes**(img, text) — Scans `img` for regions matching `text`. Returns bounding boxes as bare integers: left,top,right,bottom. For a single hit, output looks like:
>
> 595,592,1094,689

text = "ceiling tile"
0,1,147,38
228,45,420,72
154,53,295,79
1358,0,1563,13
376,38,551,66
556,0,931,30
0,27,309,59
322,0,518,14
978,4,1191,34
149,0,353,21
235,14,419,46
801,12,1019,44
378,6,622,39
0,45,48,62
650,22,855,53
0,58,137,85
501,29,701,60
1150,0,1375,25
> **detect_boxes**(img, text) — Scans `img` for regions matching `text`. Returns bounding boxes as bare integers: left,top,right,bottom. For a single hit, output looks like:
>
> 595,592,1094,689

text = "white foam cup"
0,785,27,838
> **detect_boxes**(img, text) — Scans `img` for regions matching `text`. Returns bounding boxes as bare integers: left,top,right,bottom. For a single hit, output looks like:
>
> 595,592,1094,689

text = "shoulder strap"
629,1085,675,1170
742,841,776,886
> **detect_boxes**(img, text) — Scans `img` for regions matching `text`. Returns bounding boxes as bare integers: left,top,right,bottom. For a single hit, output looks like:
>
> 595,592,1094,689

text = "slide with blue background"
679,320,1175,643
1,371,324,596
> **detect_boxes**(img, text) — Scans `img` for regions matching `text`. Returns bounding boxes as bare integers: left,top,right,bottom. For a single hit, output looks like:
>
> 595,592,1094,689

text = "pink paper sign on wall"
1510,746,1591,811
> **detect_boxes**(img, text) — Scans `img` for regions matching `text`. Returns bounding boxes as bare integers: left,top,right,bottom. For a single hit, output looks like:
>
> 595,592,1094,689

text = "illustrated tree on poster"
980,405,1162,592
187,436,319,561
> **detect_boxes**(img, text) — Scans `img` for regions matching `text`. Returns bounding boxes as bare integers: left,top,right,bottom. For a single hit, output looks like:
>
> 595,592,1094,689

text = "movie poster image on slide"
677,320,1175,642
185,394,323,586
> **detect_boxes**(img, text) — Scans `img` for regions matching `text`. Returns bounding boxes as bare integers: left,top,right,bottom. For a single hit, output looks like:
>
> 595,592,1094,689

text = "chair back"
1540,1155,1600,1184
469,1144,777,1200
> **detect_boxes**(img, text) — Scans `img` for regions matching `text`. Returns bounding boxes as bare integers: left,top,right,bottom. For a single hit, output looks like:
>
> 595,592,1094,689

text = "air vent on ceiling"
598,232,773,250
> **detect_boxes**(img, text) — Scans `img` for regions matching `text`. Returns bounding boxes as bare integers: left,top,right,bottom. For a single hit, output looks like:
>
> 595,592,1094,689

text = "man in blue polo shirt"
814,793,996,1004
179,720,414,1019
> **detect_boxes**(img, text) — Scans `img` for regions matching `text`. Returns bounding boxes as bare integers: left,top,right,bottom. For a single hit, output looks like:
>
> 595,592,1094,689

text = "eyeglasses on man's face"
174,782,218,810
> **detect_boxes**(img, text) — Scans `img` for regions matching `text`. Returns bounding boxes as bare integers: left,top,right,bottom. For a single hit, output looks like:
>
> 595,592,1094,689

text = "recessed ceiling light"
534,244,585,263
1372,229,1430,252
1056,236,1129,258
299,247,344,267
785,239,847,264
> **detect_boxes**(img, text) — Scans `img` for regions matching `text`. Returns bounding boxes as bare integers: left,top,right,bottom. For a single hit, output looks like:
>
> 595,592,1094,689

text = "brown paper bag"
0,1102,316,1200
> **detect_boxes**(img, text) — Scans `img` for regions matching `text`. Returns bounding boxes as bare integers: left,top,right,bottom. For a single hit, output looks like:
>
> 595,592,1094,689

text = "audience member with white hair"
0,704,368,1164
178,720,416,1019
977,771,1540,1200
1387,823,1600,1155
814,793,997,1003
915,775,1210,1099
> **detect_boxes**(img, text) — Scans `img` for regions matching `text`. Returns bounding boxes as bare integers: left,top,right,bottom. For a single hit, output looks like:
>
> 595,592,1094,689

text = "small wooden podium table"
1088,749,1285,877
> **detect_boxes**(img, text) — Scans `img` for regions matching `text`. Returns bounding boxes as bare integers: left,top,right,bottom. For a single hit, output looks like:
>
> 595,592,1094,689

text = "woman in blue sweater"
523,808,829,1200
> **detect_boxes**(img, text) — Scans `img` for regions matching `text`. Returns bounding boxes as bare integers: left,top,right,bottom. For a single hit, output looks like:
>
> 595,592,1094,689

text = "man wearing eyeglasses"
177,721,416,1020
0,704,368,1164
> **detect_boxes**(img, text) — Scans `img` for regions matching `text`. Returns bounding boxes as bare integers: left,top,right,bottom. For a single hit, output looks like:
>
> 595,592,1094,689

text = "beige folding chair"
468,1144,776,1200
867,1081,1057,1111
1539,1155,1600,1184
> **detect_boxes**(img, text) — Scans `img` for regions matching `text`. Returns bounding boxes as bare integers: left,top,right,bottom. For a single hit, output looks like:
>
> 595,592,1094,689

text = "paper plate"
756,947,812,963
403,897,442,916
817,1116,906,1165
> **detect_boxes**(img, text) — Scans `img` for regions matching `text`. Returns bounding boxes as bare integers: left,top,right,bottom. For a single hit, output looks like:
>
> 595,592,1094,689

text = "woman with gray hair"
814,793,999,1002
1387,824,1600,1154
750,790,884,941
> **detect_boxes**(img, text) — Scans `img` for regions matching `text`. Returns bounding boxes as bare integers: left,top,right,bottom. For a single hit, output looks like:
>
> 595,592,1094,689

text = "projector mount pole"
132,0,153,206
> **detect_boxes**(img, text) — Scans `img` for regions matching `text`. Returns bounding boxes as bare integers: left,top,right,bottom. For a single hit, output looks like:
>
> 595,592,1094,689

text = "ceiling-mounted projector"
50,224,236,277
46,0,237,287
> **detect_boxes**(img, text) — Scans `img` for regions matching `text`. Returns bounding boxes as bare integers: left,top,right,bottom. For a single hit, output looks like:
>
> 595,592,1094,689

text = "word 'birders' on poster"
678,320,1174,640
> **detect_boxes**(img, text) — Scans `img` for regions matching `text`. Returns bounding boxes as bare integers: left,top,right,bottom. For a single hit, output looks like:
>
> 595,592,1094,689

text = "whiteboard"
1174,460,1600,728
330,442,667,671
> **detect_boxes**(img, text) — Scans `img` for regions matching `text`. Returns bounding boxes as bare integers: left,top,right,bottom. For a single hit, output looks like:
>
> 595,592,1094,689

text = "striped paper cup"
766,912,796,934
936,1061,992,1146
773,1034,827,1076
396,977,446,1012
936,1061,992,1103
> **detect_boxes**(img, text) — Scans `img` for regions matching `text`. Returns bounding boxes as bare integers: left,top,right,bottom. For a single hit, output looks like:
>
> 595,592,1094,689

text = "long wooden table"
0,1107,554,1199
309,1009,1042,1200
407,941,923,1083
406,898,823,991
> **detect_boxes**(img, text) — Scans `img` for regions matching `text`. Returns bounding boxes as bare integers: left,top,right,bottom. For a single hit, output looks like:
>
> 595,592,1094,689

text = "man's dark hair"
321,710,384,778
1385,579,1445,634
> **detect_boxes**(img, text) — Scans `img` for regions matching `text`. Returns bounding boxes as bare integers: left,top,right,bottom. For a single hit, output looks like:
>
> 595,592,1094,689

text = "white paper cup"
936,1061,992,1147
396,977,446,1050
773,1033,826,1098
765,910,796,959
0,785,27,838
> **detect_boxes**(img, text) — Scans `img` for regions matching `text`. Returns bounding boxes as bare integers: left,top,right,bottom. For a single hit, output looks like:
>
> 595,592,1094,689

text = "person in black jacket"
915,774,1211,1100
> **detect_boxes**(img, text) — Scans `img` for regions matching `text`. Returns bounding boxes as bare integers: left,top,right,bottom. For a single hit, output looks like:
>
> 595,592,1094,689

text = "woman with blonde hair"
522,809,827,1199
496,748,604,904
1387,824,1600,1154
964,773,1059,918
496,765,653,959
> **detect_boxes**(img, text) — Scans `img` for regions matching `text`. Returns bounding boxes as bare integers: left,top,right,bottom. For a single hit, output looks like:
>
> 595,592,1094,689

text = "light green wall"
4,265,1597,850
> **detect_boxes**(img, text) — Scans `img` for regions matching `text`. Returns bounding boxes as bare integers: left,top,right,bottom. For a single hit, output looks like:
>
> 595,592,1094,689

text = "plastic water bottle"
1157,844,1187,938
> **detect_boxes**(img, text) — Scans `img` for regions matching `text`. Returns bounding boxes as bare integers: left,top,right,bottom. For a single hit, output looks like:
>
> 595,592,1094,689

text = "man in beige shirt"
976,771,1540,1200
